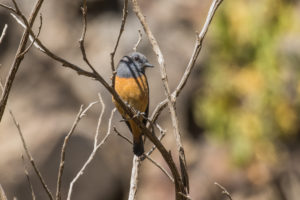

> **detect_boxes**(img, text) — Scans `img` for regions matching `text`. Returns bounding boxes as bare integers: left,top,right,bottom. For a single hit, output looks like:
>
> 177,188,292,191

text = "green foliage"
193,0,300,166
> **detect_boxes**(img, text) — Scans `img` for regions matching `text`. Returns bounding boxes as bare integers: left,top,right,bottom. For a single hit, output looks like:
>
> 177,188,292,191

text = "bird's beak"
143,62,154,68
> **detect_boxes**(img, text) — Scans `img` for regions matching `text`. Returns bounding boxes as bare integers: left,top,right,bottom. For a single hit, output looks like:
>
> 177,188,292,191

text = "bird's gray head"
116,52,154,78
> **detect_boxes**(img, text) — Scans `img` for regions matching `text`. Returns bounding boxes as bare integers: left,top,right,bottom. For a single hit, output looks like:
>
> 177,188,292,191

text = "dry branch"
21,155,36,200
66,106,116,200
215,182,233,200
128,156,141,200
133,30,142,52
116,127,173,183
0,24,8,45
56,102,97,200
111,0,129,88
0,0,44,122
9,111,54,200
150,0,224,124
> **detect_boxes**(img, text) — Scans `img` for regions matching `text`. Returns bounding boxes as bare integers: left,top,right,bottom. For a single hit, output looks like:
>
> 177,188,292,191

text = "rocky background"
1,0,300,199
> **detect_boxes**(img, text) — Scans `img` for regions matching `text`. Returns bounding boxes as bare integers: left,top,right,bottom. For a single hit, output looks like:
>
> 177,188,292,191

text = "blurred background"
1,0,300,199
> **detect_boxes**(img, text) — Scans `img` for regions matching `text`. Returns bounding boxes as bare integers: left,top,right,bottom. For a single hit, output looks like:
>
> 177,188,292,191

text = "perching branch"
0,0,44,122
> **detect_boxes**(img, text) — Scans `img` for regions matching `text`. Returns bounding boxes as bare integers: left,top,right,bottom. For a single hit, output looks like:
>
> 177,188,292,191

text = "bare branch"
0,24,8,45
215,182,233,200
114,127,133,144
174,0,224,97
0,3,15,13
66,108,116,200
111,0,129,88
145,124,166,156
144,154,174,182
21,155,36,200
19,14,43,58
128,156,140,200
150,0,224,124
133,30,142,52
116,127,173,182
0,0,44,122
9,110,54,200
56,102,97,200
79,0,98,75
94,93,105,147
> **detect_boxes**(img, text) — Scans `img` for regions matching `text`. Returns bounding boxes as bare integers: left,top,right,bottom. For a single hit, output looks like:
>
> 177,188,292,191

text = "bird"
112,52,154,156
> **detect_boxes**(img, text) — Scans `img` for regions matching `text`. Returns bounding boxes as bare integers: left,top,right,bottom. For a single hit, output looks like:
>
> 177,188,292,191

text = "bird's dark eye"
134,56,139,61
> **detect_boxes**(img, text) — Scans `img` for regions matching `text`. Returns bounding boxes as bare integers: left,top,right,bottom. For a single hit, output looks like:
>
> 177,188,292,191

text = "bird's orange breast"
113,75,149,117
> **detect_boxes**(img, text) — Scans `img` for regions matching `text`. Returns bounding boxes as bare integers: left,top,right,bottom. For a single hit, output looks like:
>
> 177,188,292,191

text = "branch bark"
0,0,44,122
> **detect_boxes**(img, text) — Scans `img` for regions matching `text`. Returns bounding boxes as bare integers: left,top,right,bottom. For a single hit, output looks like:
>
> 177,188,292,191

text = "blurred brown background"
1,0,300,199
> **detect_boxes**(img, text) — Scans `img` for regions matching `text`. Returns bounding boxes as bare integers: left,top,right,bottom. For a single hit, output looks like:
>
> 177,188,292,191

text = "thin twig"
145,125,166,156
214,182,233,200
0,3,15,13
94,93,105,147
66,108,116,200
133,30,142,52
79,0,98,75
0,0,44,122
21,155,36,200
56,102,97,200
0,24,8,45
19,14,43,58
111,0,129,87
116,127,173,182
150,0,224,124
9,111,54,200
114,127,132,144
144,154,174,182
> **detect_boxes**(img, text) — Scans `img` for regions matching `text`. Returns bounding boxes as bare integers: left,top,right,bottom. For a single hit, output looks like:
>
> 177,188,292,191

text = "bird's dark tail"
133,137,144,156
